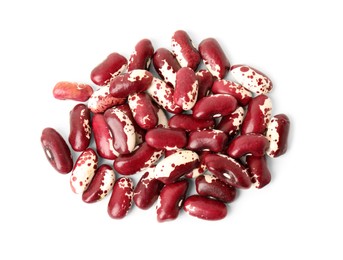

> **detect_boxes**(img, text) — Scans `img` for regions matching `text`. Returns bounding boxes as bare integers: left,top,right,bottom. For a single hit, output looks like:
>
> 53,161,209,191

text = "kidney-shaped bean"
53,81,93,102
41,127,73,174
128,38,154,71
195,69,214,101
246,155,271,189
145,128,187,150
69,104,91,152
186,129,228,153
192,94,237,119
266,114,290,158
174,67,198,110
216,106,245,138
90,52,127,86
211,80,252,106
168,114,215,132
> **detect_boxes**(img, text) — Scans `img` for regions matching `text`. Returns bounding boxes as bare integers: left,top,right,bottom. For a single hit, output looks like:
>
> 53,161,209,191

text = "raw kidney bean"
198,38,230,79
70,148,98,194
231,64,273,94
227,133,269,159
216,106,245,138
266,114,290,158
174,67,198,110
53,81,93,102
195,69,214,100
145,128,187,150
128,92,158,129
241,94,272,135
156,179,189,222
152,48,181,86
185,151,212,178
82,164,115,203
211,79,252,106
103,106,136,154
192,94,238,119
133,166,164,210
109,69,153,98
171,30,201,70
168,114,215,132
68,104,91,152
205,153,251,189
90,52,127,86
146,77,182,114
186,129,228,153
155,150,200,184
183,195,227,221
196,174,236,203
128,38,154,71
108,177,134,219
91,114,119,160
246,155,271,189
88,84,126,114
41,127,73,174
113,142,163,175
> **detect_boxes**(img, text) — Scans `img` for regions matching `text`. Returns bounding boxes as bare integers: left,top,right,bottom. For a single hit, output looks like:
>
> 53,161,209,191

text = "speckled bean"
174,67,198,110
246,155,271,189
53,81,93,102
128,39,154,71
266,114,290,158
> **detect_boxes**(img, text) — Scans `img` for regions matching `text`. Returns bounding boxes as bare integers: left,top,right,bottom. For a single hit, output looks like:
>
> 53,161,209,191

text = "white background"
1,0,342,259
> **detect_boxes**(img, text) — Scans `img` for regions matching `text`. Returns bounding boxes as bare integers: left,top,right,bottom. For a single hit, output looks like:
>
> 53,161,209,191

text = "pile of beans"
41,30,290,221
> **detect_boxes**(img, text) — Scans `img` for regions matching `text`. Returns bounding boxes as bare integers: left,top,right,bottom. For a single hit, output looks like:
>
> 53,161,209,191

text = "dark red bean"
186,129,228,153
198,38,230,79
195,69,214,100
241,94,272,135
41,127,73,174
156,179,189,222
90,52,127,86
168,114,215,132
183,195,227,220
133,167,164,210
246,155,271,189
227,133,269,158
113,142,163,175
192,94,237,119
152,48,181,86
216,107,245,138
195,174,236,203
174,67,198,110
82,164,115,203
128,39,154,71
109,69,153,98
68,104,91,152
145,128,187,150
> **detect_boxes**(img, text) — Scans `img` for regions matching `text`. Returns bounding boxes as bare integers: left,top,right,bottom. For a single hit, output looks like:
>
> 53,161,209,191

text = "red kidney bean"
205,153,251,189
82,164,115,203
90,52,127,86
186,129,228,153
211,80,252,106
88,84,126,114
227,133,269,158
133,166,164,210
241,94,272,135
168,114,215,132
174,67,199,110
156,179,189,222
109,69,153,98
145,128,187,150
192,94,237,119
104,106,136,154
128,38,154,71
266,114,290,158
155,150,200,184
185,150,212,178
68,104,91,152
246,155,271,189
146,77,182,114
152,48,181,86
216,107,245,138
183,195,227,220
53,81,93,102
195,69,214,100
41,127,73,174
171,30,201,70
198,38,230,79
128,92,158,129
70,148,98,194
113,142,163,175
196,174,236,203
231,64,273,94
108,177,134,219
91,114,119,160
